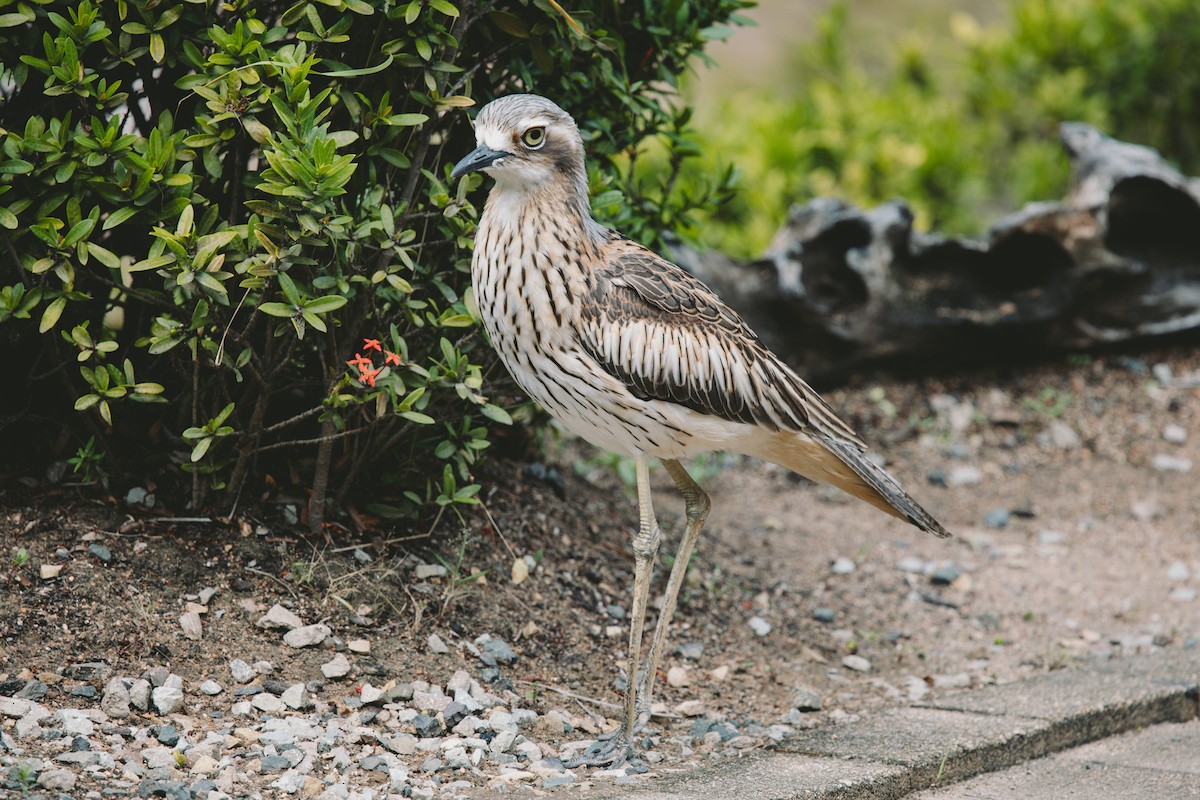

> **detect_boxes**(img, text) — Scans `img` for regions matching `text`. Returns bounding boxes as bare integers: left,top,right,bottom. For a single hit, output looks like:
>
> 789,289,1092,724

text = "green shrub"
0,0,748,530
684,0,1200,257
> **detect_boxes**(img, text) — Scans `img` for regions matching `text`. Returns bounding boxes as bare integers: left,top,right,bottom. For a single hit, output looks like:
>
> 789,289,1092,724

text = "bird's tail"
749,430,950,537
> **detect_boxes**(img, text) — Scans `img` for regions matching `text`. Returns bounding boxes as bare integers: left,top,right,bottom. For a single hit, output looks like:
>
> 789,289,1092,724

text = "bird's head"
451,94,586,194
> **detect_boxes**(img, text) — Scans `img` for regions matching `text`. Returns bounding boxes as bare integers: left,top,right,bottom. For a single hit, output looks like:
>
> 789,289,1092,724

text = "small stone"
179,611,203,640
1152,454,1193,473
897,556,926,573
257,604,304,631
252,692,285,713
1048,421,1081,450
151,686,184,715
1131,498,1164,521
230,659,255,683
1163,423,1188,444
748,616,771,636
947,465,983,487
260,754,290,772
830,557,856,575
283,623,330,648
926,468,947,487
143,666,169,686
129,679,151,711
347,639,371,654
281,684,310,710
842,655,871,672
381,733,418,755
88,543,112,562
983,508,1010,529
791,687,822,712
413,714,443,738
931,564,962,585
321,653,351,679
192,754,219,774
674,699,706,717
101,678,131,718
543,774,576,788
481,638,518,665
511,556,530,585
40,563,63,580
156,724,179,746
359,683,384,704
198,586,218,605
666,666,690,687
353,547,372,564
427,633,449,654
1039,529,1066,545
1170,587,1197,603
710,665,730,682
38,769,77,791
415,563,447,580
1167,561,1190,582
812,607,836,623
830,556,859,575
673,641,704,660
198,680,223,696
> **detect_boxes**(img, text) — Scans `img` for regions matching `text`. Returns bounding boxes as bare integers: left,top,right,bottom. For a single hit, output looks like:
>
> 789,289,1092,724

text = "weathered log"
675,123,1200,381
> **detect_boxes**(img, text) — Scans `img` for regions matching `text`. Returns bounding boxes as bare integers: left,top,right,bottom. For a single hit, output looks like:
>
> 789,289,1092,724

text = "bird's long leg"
568,455,661,768
634,458,710,726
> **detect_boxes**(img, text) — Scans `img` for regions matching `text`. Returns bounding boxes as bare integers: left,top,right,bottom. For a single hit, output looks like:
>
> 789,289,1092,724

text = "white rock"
281,684,310,710
674,699,706,717
666,666,690,687
129,678,151,710
1167,561,1191,582
257,604,304,631
710,665,730,682
321,653,351,679
842,655,871,672
143,746,176,769
55,709,95,736
253,693,285,713
897,556,926,573
179,611,203,640
359,683,384,704
198,586,218,605
40,563,63,579
152,686,184,715
347,639,371,654
1049,421,1081,450
830,557,856,575
947,465,983,487
1170,587,1197,603
0,697,31,718
191,754,219,774
15,704,49,738
199,679,223,695
427,633,449,654
284,623,330,648
1163,423,1188,444
382,733,418,755
1152,454,1193,473
748,616,771,636
511,556,529,585
230,659,256,683
415,563,447,580
38,769,76,791
100,678,130,718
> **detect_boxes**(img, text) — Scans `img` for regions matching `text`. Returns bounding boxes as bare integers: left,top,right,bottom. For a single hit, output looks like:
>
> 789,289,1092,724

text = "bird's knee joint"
686,490,711,523
632,525,661,558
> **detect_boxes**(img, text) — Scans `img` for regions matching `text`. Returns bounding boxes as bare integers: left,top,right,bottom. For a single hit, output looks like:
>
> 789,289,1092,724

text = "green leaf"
190,436,213,462
386,113,429,127
102,207,139,230
303,295,348,314
428,0,459,17
86,243,121,270
399,411,435,425
313,54,394,78
0,207,17,229
490,11,529,38
129,254,176,272
258,302,294,318
480,403,513,425
40,297,67,333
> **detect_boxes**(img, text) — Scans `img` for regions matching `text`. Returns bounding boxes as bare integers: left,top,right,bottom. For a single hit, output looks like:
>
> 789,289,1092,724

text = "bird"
451,94,949,767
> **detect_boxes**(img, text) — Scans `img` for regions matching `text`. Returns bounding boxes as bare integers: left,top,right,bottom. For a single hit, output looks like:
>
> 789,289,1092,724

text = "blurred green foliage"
0,0,749,529
685,0,1200,257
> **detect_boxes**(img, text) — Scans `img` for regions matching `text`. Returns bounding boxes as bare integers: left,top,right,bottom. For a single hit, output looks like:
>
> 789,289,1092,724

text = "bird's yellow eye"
521,126,546,148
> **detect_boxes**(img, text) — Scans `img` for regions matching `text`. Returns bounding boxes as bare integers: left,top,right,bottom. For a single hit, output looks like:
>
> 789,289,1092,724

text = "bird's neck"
481,176,604,246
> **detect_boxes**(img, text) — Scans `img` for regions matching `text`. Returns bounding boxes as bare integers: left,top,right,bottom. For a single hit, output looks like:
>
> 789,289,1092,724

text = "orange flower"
362,338,381,351
384,350,401,366
346,353,372,369
357,366,381,388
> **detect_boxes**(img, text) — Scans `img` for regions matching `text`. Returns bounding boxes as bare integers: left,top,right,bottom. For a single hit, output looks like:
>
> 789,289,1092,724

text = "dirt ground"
2,342,1199,777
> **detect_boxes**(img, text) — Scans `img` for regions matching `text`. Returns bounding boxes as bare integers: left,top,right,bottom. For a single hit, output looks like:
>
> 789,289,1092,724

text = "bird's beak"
451,145,509,178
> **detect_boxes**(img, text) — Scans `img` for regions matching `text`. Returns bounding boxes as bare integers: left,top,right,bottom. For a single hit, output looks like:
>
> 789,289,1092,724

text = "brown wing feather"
578,235,865,448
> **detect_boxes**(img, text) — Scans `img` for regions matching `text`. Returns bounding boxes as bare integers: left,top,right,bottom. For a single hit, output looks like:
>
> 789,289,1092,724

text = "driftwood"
676,123,1200,381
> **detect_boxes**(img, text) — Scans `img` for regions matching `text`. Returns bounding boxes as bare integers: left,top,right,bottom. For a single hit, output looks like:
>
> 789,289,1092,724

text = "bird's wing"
578,236,865,448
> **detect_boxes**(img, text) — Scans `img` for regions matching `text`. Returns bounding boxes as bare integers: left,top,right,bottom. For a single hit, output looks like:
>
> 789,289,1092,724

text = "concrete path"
586,648,1198,799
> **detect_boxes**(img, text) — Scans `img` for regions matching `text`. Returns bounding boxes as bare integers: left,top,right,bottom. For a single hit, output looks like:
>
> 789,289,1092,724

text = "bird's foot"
564,728,646,770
